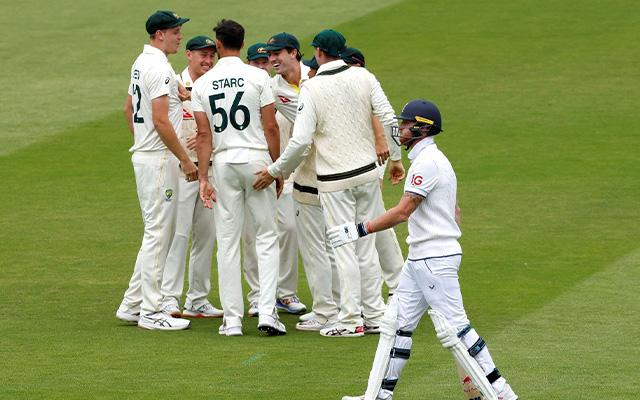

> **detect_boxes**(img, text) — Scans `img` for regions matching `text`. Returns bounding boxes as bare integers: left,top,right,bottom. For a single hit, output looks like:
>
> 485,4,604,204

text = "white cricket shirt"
271,62,311,123
191,56,275,163
403,137,462,259
128,45,182,153
268,60,396,192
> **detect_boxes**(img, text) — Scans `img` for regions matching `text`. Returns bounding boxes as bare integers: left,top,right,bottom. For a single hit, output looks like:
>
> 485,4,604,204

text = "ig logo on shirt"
410,174,423,186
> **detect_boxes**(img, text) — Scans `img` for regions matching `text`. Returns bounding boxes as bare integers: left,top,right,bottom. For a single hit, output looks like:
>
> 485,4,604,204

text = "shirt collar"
143,44,168,62
316,59,347,75
408,136,435,162
214,56,243,66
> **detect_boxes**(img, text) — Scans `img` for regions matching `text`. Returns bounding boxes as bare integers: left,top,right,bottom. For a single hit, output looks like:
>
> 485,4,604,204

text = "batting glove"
327,222,369,248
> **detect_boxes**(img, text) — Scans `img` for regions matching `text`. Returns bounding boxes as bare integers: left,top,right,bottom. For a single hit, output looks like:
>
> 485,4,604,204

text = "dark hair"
286,47,302,61
213,19,244,50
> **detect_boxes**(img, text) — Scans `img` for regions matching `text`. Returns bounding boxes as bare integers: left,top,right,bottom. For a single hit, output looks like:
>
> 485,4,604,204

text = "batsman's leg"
428,309,497,400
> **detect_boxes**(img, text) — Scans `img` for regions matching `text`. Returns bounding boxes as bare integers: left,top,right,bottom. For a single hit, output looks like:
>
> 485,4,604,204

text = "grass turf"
1,0,639,398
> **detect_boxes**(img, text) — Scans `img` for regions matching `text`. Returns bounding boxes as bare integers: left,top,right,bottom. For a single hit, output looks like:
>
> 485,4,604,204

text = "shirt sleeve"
368,71,401,160
369,71,396,127
260,72,276,107
146,66,172,100
404,159,439,197
267,85,316,177
191,81,204,113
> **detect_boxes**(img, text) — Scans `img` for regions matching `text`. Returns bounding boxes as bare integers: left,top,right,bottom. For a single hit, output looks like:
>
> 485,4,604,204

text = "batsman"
329,100,518,400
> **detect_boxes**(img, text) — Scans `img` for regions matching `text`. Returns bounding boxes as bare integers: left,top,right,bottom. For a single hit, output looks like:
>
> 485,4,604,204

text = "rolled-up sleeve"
369,72,401,160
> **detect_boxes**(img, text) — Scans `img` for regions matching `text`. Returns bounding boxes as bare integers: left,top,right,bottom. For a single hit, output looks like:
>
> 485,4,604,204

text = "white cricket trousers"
243,188,299,302
121,150,178,315
294,201,339,323
160,173,216,307
320,180,386,330
213,158,279,328
396,254,469,331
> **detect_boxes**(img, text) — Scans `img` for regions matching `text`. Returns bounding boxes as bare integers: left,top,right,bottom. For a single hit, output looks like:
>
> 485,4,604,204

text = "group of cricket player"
115,9,519,400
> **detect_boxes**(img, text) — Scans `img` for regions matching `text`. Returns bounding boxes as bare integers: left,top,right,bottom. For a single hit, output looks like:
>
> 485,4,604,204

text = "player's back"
303,63,377,176
191,56,274,155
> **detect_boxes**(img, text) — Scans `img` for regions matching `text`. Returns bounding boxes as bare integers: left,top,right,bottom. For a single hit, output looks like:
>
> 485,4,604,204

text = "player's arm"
194,110,216,208
327,192,423,247
259,103,285,197
369,72,403,169
372,115,389,165
261,103,280,163
253,87,315,191
123,95,134,135
151,95,197,181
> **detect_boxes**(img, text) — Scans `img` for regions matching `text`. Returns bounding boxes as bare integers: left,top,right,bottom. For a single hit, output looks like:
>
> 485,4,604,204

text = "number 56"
208,91,250,133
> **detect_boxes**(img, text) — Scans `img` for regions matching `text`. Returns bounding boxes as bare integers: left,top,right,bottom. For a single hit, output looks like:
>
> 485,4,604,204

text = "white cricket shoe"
320,325,365,338
248,302,259,317
218,323,243,336
182,302,223,318
276,295,307,314
298,311,315,322
341,396,364,400
115,304,140,323
138,311,191,331
161,298,181,317
258,311,287,336
296,318,329,332
497,383,518,400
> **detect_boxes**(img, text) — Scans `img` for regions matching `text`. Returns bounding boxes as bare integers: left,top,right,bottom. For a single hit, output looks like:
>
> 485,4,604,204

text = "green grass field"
1,0,639,399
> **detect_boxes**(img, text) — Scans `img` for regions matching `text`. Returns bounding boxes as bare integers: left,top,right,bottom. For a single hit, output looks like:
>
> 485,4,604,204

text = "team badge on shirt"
278,95,291,103
164,189,174,201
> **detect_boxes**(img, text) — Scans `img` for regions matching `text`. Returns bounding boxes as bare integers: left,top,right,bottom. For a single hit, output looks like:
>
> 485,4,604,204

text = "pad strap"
486,368,501,384
396,330,413,337
381,378,398,391
457,325,472,338
390,347,411,359
468,337,486,357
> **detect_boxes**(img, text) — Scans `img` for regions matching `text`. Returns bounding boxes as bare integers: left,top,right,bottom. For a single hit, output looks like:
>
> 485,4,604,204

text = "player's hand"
275,176,284,199
181,160,198,183
253,168,276,191
199,179,217,209
389,160,405,185
186,134,197,151
327,223,361,248
178,83,191,102
376,141,390,166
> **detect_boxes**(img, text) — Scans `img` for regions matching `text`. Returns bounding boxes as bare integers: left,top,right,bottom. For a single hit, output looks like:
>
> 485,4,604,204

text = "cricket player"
246,42,270,71
340,46,406,299
303,56,319,77
116,10,194,331
331,100,518,400
260,32,338,329
192,19,285,336
264,32,310,315
159,35,223,319
243,39,307,316
254,29,396,337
